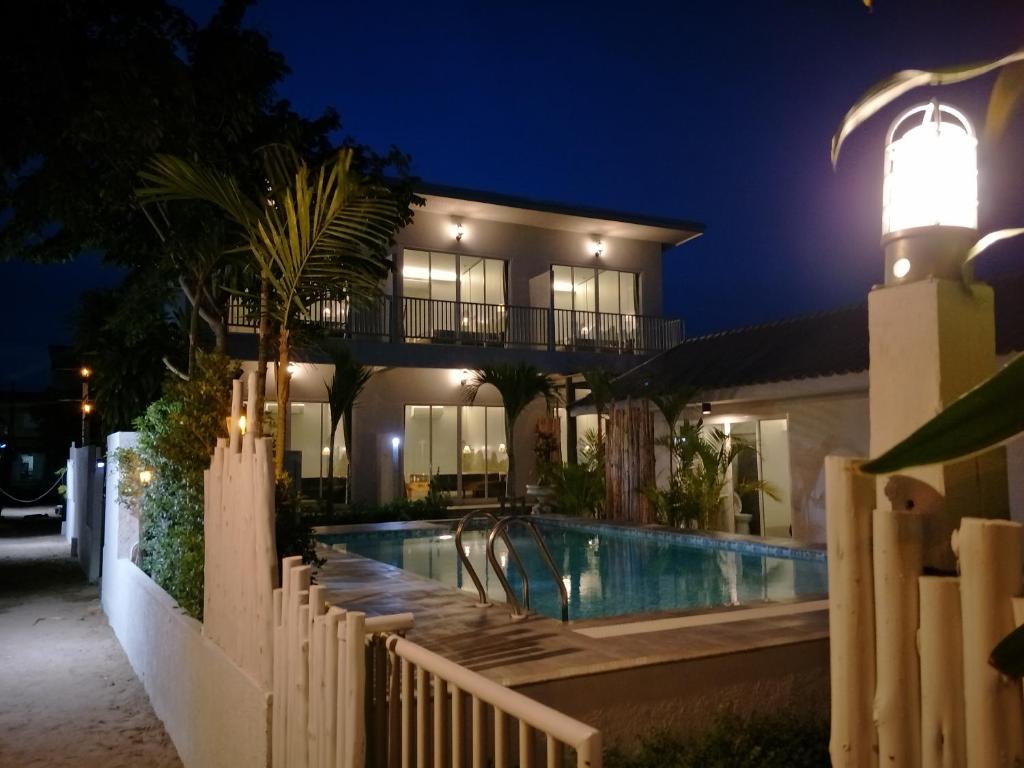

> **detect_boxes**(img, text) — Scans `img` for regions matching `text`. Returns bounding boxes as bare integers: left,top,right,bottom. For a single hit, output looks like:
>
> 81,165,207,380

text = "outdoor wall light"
286,362,299,376
80,366,92,379
592,239,605,258
701,402,712,415
881,100,978,284
391,436,401,450
139,469,153,485
238,415,247,435
462,444,471,454
81,401,94,415
498,443,507,453
321,446,330,456
453,221,465,242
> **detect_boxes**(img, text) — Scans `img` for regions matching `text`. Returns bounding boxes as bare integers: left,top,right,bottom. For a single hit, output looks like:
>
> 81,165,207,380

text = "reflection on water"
323,523,828,622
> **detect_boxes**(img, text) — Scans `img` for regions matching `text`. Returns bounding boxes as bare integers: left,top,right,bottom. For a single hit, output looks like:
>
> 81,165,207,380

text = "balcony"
228,294,682,355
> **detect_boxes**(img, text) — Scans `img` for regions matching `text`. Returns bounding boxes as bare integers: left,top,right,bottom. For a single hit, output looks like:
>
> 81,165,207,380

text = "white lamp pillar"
870,101,1009,569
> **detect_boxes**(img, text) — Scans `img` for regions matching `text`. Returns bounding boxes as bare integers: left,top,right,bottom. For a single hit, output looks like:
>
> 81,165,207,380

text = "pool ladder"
454,509,569,623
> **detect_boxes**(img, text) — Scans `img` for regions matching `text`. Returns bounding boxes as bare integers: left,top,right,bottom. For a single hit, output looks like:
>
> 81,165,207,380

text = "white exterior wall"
101,431,271,768
396,208,666,316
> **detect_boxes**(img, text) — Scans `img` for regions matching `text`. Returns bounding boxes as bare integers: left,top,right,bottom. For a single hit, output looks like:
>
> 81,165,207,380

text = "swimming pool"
318,517,828,622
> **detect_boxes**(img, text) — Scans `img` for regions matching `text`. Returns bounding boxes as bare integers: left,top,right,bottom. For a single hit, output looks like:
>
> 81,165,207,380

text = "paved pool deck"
314,520,829,689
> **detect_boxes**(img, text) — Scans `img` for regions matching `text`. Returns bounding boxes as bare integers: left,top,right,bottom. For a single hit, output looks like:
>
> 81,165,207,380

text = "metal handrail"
454,510,529,608
487,516,569,623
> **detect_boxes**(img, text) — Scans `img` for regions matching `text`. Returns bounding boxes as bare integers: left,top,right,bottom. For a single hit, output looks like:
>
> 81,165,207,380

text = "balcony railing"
228,294,681,354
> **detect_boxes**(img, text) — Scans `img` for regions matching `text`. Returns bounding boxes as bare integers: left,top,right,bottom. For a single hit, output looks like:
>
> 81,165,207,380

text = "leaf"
832,47,1024,167
860,352,1024,474
990,623,1024,679
986,61,1024,142
962,228,1024,282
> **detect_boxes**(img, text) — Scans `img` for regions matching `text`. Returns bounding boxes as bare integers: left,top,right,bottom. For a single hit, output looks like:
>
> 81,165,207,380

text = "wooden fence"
204,374,602,768
271,555,601,768
204,373,277,688
825,456,1024,767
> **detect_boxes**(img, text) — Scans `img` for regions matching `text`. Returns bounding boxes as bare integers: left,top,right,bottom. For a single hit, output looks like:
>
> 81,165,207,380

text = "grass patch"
605,712,829,768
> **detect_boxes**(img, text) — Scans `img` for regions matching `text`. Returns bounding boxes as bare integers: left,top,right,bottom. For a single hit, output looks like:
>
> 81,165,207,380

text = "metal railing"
487,516,569,623
227,294,681,354
454,510,529,607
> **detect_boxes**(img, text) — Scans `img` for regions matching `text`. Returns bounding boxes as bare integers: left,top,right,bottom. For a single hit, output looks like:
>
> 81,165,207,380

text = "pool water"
318,519,828,622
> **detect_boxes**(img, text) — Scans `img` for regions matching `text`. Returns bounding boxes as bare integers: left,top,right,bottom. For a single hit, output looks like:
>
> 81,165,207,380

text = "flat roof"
417,181,705,248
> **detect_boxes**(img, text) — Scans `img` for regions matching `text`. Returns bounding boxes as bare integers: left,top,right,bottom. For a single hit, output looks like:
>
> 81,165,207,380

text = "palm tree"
138,145,404,472
463,363,558,499
582,369,615,439
649,388,695,477
671,420,779,530
324,345,373,510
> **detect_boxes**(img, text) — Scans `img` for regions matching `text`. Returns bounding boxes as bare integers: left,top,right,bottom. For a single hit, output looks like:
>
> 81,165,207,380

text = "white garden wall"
101,431,271,768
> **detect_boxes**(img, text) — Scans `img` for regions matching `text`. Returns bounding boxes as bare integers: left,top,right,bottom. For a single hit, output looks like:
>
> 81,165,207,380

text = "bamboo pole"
918,576,965,768
824,456,877,768
873,507,923,767
955,518,1024,766
344,612,366,768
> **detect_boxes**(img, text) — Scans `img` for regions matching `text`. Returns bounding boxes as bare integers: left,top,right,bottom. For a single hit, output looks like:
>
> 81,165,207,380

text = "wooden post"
955,518,1024,767
918,576,965,768
873,507,923,767
824,456,877,768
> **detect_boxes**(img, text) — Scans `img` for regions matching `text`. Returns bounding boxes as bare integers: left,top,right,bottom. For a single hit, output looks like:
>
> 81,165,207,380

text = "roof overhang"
417,182,704,247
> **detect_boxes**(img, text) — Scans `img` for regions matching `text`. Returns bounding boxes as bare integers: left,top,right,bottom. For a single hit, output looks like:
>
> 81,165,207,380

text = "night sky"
3,0,1023,389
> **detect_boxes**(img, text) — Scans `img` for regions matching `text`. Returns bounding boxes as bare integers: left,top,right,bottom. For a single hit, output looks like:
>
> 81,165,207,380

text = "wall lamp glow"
238,415,247,435
139,469,154,485
593,239,604,258
391,436,401,450
80,366,92,379
454,221,465,242
81,401,94,415
286,362,299,376
701,402,712,415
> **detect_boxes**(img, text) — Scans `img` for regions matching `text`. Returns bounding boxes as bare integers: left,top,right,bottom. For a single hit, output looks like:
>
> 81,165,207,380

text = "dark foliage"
605,712,829,768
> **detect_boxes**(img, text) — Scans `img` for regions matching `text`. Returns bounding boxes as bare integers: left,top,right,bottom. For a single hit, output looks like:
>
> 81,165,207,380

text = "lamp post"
865,102,1009,765
80,366,92,446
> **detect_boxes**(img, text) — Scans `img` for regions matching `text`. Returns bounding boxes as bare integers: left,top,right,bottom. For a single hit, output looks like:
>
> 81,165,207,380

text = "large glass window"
403,404,506,500
402,250,505,304
550,266,636,314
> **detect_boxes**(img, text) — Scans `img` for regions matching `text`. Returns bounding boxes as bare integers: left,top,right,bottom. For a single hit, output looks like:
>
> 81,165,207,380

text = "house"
598,271,1024,542
227,183,703,504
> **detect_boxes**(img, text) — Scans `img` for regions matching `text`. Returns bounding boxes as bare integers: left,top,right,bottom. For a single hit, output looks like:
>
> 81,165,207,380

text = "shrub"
121,350,236,619
604,712,829,768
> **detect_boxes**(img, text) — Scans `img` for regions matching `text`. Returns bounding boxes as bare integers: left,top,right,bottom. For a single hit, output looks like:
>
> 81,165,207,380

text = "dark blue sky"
3,0,1023,389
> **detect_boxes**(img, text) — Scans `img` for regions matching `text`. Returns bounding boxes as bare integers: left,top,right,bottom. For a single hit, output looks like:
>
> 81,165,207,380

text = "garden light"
80,366,92,379
139,469,153,485
881,101,978,284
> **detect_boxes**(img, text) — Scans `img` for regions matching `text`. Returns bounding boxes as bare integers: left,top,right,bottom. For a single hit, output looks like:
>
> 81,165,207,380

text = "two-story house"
229,184,703,505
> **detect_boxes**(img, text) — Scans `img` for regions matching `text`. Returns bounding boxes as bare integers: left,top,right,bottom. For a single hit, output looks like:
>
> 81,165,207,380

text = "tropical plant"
551,429,605,517
463,363,558,498
122,349,237,618
647,420,778,530
650,388,695,476
582,369,616,438
834,45,1024,678
138,145,408,473
324,344,373,509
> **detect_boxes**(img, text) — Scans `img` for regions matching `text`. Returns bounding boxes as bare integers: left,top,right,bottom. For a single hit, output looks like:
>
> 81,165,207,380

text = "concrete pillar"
868,277,1009,571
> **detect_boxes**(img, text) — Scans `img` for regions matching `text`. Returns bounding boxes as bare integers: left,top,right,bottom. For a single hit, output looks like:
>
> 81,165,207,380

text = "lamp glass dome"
882,102,977,236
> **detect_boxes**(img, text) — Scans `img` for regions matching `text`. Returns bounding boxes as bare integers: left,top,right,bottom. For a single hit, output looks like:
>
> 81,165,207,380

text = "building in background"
603,271,1024,541
227,184,703,504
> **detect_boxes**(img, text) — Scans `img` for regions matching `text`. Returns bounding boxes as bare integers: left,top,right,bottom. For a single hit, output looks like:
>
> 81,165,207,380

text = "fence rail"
227,295,680,354
271,555,601,768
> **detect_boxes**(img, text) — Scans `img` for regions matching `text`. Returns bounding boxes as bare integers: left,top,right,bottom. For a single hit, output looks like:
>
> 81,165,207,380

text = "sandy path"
0,519,182,767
